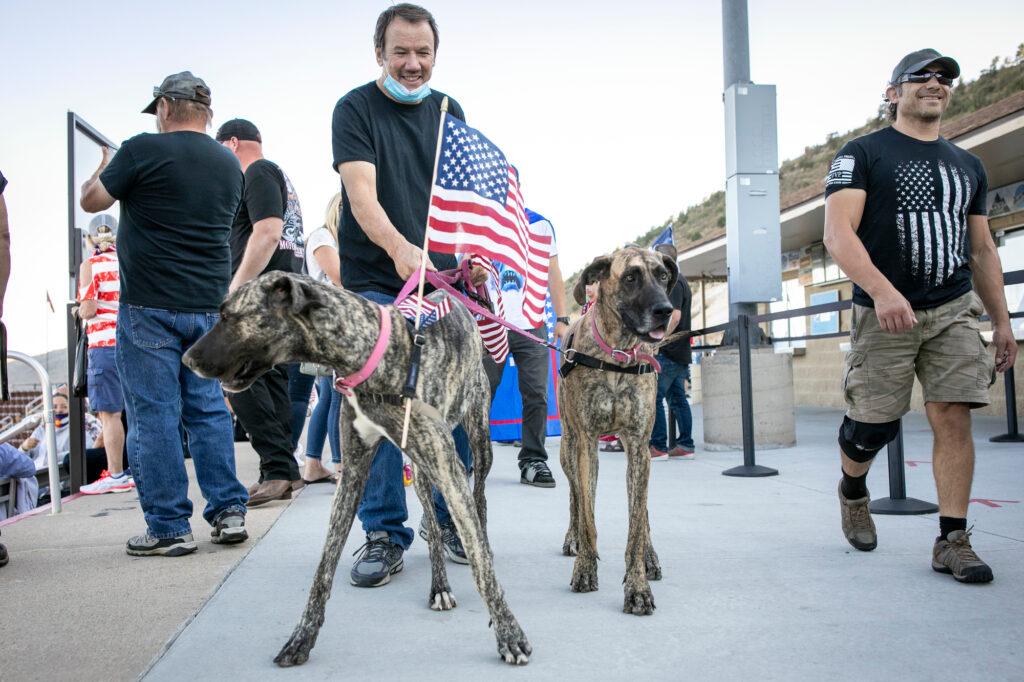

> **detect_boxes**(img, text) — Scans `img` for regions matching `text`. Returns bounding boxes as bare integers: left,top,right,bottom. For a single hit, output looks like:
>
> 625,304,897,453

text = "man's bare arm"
80,147,116,213
338,161,435,280
967,214,1017,372
823,188,917,334
0,193,10,318
229,217,284,292
548,254,569,340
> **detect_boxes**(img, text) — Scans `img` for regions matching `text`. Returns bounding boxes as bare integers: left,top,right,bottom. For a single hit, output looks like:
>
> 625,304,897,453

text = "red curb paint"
968,498,1020,509
0,493,84,527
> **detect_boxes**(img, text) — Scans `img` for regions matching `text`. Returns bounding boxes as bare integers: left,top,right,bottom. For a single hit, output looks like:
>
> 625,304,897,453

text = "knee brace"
838,416,899,462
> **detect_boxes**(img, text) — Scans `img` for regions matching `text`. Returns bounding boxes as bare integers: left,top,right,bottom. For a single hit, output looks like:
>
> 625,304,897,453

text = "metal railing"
3,352,62,513
679,268,1023,514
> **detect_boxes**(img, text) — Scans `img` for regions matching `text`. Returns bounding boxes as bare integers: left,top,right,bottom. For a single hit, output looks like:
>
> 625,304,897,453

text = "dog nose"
652,302,673,321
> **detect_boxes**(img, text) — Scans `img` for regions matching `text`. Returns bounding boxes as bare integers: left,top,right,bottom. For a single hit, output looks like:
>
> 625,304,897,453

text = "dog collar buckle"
412,333,426,348
611,348,634,363
564,348,577,362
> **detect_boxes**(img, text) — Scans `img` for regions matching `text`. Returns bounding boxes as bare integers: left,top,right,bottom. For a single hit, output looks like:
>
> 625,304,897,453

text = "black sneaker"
350,531,404,587
126,532,197,557
0,542,8,568
418,517,469,564
520,460,556,488
211,510,248,545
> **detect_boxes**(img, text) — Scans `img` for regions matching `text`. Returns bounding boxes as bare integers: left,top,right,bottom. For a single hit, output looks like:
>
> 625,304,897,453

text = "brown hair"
323,192,342,242
163,98,213,127
374,3,439,53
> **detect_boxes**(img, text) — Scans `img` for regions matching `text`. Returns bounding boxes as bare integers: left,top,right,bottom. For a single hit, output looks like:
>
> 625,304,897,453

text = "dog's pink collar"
334,305,392,397
589,310,661,373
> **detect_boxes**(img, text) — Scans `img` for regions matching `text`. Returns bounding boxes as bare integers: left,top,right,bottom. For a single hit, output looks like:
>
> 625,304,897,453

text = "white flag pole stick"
400,96,450,450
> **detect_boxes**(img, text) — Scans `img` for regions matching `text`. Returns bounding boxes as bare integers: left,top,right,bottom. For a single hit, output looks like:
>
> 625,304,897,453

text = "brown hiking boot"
838,481,877,551
247,479,293,507
932,529,993,584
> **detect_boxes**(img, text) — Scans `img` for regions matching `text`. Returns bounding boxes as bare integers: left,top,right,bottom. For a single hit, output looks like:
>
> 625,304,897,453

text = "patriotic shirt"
78,249,120,348
825,126,988,309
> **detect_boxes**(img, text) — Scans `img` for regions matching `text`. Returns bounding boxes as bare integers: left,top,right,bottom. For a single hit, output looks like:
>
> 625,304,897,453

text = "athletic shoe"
350,531,405,587
520,461,556,488
211,511,248,545
649,445,668,460
838,481,877,551
932,529,993,583
599,437,624,452
126,532,197,557
418,516,469,564
0,542,8,568
668,446,695,460
80,470,135,495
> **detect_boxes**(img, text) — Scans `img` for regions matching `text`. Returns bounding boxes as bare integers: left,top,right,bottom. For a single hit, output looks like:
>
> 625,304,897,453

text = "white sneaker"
81,471,135,495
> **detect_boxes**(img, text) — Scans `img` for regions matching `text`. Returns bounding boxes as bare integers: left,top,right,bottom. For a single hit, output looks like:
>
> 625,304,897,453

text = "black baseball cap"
215,118,262,143
142,71,212,114
890,49,960,84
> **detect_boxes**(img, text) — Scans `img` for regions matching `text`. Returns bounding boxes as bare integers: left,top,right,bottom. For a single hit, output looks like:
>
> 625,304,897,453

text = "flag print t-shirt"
485,209,557,330
824,126,988,310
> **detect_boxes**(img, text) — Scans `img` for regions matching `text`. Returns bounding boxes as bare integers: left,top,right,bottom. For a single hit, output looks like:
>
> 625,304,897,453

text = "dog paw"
570,562,598,593
495,622,532,665
429,589,458,611
274,628,316,667
623,584,656,616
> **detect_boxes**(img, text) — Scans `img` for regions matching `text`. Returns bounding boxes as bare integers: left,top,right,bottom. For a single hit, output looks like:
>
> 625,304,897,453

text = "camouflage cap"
142,71,212,115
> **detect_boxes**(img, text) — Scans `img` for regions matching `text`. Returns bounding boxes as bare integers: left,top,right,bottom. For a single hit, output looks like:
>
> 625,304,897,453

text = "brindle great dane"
183,271,530,668
559,246,678,615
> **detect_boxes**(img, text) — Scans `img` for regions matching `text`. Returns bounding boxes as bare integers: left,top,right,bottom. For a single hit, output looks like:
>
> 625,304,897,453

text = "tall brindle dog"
183,272,531,668
559,246,678,615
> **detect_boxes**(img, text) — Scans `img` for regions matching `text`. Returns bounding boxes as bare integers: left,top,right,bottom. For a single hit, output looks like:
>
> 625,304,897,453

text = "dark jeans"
287,363,316,450
483,326,549,464
228,364,301,482
650,355,694,451
116,304,248,538
354,289,473,547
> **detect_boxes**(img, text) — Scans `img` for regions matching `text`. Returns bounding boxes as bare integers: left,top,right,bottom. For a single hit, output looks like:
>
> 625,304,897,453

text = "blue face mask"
381,69,431,104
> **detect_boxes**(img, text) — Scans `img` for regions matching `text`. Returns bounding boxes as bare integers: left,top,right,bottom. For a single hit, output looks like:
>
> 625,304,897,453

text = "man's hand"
469,265,489,288
389,240,436,281
872,288,917,334
20,436,39,452
992,324,1018,373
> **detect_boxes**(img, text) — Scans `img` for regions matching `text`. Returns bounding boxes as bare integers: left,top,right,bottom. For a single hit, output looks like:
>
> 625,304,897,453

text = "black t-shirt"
101,131,243,311
332,82,464,295
230,159,304,275
661,277,692,365
824,126,988,309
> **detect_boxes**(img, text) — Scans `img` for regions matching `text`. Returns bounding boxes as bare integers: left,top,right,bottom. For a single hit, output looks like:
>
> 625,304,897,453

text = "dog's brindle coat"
183,272,530,667
559,247,677,615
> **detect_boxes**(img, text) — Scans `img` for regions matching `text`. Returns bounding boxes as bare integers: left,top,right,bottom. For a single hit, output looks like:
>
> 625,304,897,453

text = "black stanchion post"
990,365,1023,443
869,420,938,515
723,314,778,477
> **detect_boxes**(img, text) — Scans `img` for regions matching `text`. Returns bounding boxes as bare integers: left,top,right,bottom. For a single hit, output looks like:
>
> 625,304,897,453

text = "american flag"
396,294,452,328
426,113,550,328
468,255,509,364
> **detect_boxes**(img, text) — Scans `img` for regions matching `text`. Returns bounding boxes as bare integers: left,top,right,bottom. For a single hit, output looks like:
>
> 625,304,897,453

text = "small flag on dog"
396,294,452,329
425,114,550,328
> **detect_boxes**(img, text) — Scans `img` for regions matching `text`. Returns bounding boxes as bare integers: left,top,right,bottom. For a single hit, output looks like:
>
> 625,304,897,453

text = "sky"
2,0,1022,357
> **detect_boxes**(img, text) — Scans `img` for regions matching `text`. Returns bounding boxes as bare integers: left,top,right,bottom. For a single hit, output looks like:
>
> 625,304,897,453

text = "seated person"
19,393,104,476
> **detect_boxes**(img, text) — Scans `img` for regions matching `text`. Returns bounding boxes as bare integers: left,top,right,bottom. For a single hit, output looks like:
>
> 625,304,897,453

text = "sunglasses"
897,71,954,86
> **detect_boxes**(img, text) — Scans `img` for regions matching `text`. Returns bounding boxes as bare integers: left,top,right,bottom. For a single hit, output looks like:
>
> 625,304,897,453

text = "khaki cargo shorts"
843,290,996,423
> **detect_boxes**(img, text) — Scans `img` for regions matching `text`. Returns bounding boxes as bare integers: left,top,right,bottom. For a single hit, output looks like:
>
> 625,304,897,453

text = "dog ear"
268,273,327,316
573,255,612,305
660,254,679,296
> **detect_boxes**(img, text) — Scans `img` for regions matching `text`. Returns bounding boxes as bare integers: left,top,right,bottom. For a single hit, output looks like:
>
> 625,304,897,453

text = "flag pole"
400,96,449,450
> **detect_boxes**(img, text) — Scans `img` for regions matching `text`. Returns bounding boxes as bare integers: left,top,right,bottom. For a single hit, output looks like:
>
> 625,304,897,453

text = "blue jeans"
287,363,316,450
305,375,341,465
354,290,473,548
650,355,694,451
116,304,248,539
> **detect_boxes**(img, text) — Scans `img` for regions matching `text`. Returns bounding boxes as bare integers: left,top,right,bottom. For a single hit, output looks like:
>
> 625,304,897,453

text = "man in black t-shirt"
824,49,1016,583
216,118,306,505
648,244,694,460
80,71,250,557
332,4,475,587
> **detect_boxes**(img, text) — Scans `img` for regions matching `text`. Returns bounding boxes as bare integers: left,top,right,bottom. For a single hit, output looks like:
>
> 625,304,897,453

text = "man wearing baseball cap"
79,71,250,557
215,118,308,505
823,49,1016,583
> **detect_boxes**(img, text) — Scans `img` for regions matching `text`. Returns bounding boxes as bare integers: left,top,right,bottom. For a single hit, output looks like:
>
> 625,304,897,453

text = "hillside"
565,45,1024,306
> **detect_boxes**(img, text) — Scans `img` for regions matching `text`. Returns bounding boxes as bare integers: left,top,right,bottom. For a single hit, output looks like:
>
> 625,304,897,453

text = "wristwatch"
556,316,570,325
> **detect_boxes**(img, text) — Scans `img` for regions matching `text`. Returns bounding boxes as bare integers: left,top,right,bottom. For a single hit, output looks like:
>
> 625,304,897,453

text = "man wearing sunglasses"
822,49,1016,583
